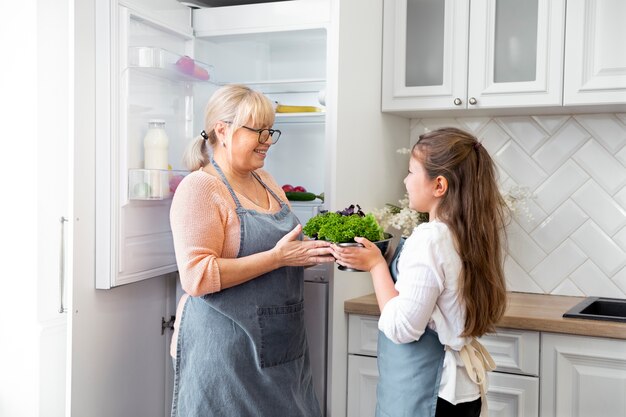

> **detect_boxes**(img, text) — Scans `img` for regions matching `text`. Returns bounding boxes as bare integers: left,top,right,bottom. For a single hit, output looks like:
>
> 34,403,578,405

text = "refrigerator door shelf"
128,46,216,84
128,169,189,201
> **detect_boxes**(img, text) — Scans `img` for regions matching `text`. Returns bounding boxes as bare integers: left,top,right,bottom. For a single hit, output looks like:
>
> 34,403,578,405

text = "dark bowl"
337,233,393,272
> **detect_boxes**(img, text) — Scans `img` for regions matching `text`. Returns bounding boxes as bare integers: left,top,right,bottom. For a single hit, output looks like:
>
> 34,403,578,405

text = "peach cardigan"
169,168,290,357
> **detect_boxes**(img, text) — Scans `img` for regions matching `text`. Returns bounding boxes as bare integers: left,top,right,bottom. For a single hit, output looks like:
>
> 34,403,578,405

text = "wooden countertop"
344,292,626,340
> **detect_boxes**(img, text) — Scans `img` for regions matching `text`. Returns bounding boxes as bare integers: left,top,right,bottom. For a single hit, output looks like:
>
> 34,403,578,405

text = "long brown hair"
413,127,508,337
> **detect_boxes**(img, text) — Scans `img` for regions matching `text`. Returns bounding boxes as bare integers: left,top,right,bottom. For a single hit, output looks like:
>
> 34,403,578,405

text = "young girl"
332,127,508,417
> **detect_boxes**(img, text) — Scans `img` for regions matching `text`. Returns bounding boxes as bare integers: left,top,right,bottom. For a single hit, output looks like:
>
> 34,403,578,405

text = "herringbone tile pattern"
410,114,626,298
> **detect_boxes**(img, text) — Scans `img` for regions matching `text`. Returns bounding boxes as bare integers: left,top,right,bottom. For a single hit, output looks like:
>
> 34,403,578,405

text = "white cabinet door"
487,372,539,417
467,0,565,108
382,0,565,113
564,0,626,105
347,355,379,417
541,333,626,417
382,0,469,111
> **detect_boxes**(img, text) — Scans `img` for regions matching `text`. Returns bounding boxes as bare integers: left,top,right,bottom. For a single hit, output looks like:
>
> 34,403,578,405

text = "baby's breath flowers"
502,185,535,221
373,194,429,238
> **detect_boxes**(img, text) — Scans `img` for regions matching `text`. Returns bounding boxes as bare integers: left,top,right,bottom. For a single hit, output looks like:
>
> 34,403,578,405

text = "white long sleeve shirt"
378,220,481,404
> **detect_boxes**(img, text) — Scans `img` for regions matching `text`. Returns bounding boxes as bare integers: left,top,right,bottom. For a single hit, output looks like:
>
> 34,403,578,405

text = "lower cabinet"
347,355,378,417
347,315,540,417
540,333,626,417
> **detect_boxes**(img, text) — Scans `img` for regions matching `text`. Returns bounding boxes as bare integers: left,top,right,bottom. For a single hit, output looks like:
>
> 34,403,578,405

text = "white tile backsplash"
411,113,626,297
495,141,547,189
573,140,626,194
532,120,589,174
497,116,548,154
572,181,626,236
533,160,588,213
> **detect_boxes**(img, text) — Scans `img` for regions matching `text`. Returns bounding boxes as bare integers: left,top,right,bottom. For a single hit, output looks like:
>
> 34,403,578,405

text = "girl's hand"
274,224,335,267
330,237,387,272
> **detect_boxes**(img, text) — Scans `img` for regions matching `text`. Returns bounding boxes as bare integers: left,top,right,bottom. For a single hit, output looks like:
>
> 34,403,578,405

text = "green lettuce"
303,206,384,243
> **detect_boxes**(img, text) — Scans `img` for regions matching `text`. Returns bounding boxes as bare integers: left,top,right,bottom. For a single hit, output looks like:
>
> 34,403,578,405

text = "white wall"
411,114,626,298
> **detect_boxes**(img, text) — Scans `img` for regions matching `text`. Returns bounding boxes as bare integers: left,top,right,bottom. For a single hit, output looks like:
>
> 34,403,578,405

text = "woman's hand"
274,224,335,267
330,237,387,272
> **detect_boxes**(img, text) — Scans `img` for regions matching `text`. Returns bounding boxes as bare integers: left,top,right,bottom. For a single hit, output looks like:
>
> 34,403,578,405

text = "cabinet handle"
59,216,68,314
468,97,477,105
453,98,462,106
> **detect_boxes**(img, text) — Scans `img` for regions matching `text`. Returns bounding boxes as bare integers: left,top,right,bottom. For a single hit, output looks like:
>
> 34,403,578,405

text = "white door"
0,1,70,416
37,0,72,415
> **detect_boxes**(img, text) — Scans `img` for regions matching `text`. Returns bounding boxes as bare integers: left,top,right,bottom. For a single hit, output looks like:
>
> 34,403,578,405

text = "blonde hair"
413,127,508,337
183,84,276,171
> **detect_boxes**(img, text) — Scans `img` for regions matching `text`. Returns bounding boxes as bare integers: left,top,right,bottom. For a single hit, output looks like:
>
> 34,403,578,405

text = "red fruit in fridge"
193,64,210,80
293,186,306,192
175,56,194,75
282,184,294,192
169,175,185,193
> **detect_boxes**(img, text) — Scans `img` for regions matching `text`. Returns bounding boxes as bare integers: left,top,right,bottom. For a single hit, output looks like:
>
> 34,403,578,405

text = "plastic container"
128,169,189,200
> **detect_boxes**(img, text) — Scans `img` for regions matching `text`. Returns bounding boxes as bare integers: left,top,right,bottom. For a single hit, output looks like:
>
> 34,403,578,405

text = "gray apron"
376,237,446,417
171,159,320,417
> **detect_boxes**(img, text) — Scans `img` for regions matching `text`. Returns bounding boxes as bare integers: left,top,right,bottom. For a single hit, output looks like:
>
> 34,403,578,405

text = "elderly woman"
169,84,333,417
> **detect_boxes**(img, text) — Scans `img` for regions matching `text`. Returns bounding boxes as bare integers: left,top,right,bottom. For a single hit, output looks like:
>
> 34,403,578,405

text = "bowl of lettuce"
303,204,393,271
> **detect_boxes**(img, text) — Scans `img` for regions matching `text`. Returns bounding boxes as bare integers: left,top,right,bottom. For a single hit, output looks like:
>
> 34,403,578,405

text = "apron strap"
251,171,287,208
210,158,243,209
458,338,496,417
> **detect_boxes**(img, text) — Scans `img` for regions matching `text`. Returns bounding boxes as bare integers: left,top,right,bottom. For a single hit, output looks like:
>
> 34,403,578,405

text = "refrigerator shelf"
128,169,189,200
128,47,216,83
275,111,326,124
229,79,326,94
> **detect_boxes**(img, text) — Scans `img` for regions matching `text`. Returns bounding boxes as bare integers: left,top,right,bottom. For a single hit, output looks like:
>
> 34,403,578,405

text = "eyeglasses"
223,121,281,145
240,125,281,144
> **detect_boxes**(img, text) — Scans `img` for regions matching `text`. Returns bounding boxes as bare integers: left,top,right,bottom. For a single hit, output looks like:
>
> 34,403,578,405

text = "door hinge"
161,315,176,335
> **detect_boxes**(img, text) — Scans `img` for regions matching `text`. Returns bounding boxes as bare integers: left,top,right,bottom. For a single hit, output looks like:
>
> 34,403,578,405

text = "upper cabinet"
564,0,626,106
382,0,565,115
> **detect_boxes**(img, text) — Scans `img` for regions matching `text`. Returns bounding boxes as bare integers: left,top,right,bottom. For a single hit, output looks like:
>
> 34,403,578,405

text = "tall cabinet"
381,0,565,113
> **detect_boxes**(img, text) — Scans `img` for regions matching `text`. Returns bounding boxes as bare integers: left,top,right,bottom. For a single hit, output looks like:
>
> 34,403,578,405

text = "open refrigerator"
94,0,332,413
96,1,331,289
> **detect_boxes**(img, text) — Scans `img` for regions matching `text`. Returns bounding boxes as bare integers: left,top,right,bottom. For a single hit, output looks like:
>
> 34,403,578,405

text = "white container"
144,119,169,170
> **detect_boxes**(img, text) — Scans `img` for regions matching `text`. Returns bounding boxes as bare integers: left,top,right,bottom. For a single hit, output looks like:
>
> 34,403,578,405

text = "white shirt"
378,220,481,404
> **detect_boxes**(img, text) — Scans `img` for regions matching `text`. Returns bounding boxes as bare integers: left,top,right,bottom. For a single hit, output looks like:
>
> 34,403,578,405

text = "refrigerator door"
95,5,218,289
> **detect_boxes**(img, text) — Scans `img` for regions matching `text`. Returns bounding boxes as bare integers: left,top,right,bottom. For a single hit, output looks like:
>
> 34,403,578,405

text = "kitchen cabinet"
563,0,626,106
381,0,565,114
541,333,626,417
346,314,538,417
347,355,379,417
479,329,540,417
346,315,379,417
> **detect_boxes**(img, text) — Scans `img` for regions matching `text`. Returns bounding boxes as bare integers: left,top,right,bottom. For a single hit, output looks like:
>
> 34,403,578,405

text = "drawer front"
487,372,539,417
479,328,540,376
348,315,379,356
